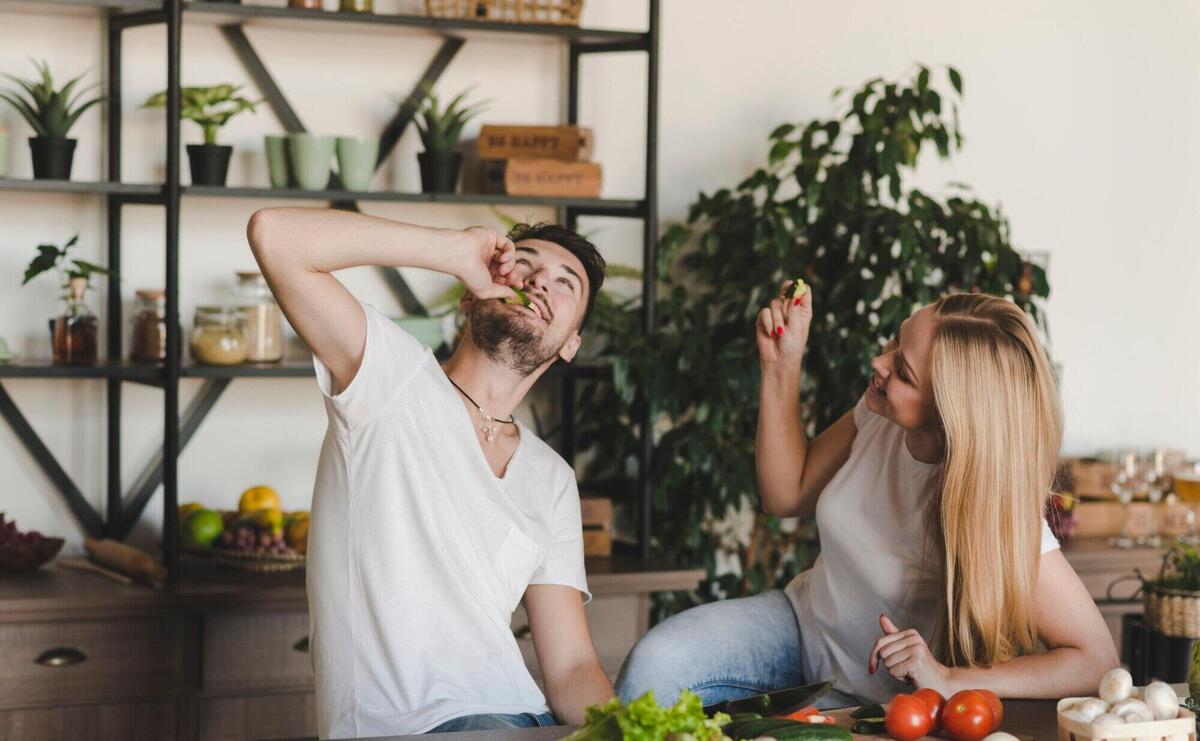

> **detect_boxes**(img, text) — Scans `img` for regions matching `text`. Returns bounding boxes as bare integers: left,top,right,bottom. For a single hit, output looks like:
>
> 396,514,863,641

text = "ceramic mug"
335,136,379,191
264,134,293,188
287,133,335,191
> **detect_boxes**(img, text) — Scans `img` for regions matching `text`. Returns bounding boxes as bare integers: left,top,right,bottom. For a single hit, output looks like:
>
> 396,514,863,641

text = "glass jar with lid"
190,306,247,366
130,289,167,362
235,271,284,363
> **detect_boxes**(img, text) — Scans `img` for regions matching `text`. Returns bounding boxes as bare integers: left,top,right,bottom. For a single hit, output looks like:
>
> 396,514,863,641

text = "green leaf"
23,244,61,285
948,66,964,95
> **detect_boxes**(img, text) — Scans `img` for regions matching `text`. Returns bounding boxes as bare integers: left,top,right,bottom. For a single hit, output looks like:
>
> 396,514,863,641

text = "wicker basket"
1145,582,1200,639
425,0,584,25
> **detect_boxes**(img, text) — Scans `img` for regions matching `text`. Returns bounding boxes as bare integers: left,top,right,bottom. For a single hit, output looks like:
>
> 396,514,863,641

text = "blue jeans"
615,590,859,711
426,711,558,733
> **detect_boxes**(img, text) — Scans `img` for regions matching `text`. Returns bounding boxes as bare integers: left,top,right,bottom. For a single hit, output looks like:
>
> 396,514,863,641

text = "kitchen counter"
0,555,705,620
354,686,1193,740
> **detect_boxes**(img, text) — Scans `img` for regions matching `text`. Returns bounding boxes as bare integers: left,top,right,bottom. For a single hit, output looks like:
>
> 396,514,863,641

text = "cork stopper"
67,276,88,300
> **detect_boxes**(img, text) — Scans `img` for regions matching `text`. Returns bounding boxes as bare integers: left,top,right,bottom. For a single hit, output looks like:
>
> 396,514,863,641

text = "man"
247,208,613,738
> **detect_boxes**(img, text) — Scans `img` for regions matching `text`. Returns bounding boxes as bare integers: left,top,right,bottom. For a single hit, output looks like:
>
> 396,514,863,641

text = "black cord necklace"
446,375,516,443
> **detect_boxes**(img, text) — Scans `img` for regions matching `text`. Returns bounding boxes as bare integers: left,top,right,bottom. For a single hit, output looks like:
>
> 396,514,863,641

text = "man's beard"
470,300,560,376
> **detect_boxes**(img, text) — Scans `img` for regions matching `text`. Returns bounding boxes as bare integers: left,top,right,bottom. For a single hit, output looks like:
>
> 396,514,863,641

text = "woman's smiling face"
864,303,940,431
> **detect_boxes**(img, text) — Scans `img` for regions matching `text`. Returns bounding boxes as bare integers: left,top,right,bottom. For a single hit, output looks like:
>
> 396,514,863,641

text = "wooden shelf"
0,178,164,198
182,2,648,44
182,184,644,215
0,359,162,382
181,358,314,378
0,0,161,17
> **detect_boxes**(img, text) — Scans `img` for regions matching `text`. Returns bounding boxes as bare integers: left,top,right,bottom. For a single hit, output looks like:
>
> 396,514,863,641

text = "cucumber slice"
504,288,532,308
849,704,885,720
790,278,809,299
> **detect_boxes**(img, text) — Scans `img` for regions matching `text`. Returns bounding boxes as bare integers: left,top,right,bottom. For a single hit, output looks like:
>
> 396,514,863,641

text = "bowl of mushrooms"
1057,668,1195,741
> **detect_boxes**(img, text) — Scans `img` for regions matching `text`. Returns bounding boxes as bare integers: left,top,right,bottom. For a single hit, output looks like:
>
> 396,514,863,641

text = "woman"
616,286,1117,709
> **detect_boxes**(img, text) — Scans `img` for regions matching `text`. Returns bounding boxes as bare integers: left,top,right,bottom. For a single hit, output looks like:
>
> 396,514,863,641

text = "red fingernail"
776,326,784,337
794,298,802,306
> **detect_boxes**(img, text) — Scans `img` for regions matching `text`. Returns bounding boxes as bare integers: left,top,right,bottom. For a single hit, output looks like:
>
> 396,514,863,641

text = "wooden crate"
1056,697,1196,741
581,497,612,557
480,158,601,197
478,125,593,161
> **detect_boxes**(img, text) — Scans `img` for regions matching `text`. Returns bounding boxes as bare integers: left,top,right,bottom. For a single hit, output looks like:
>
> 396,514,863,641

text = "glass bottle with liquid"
52,276,99,365
235,271,284,363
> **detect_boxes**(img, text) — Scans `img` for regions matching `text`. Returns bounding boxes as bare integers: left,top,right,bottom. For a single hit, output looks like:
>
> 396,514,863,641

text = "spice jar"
130,289,167,362
235,271,284,363
190,306,247,366
289,0,323,8
338,0,372,13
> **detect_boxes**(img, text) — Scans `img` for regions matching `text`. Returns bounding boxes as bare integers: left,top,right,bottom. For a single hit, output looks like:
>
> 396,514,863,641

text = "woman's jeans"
427,711,557,733
615,590,859,711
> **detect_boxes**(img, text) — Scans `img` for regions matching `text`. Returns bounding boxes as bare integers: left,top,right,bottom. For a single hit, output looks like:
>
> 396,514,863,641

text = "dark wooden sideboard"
0,558,704,741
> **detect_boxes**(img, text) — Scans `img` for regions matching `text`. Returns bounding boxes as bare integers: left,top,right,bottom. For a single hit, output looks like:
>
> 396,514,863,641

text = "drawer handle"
293,636,310,653
35,647,87,667
513,625,532,641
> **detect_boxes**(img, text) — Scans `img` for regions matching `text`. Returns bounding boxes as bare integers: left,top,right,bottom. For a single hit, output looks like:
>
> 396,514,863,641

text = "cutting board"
821,707,1033,741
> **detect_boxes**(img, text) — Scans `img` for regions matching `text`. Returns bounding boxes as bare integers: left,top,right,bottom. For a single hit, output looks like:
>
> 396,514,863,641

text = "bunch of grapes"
216,526,290,555
0,514,44,548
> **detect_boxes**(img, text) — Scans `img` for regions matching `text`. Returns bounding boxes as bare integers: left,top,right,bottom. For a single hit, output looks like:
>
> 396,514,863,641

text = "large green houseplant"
143,84,258,186
575,66,1051,620
0,60,105,180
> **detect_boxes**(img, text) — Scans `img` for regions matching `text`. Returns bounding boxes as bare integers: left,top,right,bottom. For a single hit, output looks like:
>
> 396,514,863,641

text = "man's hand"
868,614,953,695
456,226,518,301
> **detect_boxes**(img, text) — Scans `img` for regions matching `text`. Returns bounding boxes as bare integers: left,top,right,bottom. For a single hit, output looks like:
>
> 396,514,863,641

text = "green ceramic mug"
287,133,335,191
336,136,379,191
264,134,293,188
0,131,9,179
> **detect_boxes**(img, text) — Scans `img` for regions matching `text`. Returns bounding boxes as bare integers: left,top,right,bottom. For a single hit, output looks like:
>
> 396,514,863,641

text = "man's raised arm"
246,207,516,393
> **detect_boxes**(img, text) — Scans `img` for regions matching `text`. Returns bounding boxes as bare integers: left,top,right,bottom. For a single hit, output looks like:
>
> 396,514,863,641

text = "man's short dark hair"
506,222,605,331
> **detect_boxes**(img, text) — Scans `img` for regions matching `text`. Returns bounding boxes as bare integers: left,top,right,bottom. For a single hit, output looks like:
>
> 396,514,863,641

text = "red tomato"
912,688,945,733
885,693,934,741
942,690,996,741
977,689,1003,728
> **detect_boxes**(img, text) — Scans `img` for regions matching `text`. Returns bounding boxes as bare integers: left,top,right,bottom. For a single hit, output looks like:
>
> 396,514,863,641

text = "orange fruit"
238,485,280,514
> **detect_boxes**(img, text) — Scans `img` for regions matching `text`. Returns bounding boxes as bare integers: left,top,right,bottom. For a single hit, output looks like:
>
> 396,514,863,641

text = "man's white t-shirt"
786,394,1060,704
306,302,590,739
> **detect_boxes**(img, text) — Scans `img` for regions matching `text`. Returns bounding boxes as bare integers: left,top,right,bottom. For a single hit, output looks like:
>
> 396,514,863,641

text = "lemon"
238,485,280,514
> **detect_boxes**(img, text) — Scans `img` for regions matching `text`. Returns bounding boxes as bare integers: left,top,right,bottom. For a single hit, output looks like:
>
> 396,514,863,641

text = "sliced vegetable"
791,278,809,300
849,703,885,720
504,287,532,308
850,718,886,735
778,706,817,721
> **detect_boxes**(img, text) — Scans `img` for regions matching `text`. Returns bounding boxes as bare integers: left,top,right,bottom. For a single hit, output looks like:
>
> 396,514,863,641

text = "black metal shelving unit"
0,0,660,582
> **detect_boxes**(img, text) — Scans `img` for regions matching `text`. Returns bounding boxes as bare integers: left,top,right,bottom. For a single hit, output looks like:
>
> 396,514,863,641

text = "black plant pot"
417,151,463,194
187,144,233,186
29,137,77,180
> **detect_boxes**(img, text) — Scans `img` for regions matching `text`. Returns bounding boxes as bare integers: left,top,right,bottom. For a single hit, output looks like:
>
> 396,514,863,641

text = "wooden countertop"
0,555,705,620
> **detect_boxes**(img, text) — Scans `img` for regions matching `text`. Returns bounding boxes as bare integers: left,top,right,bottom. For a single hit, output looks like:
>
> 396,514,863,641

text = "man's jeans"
615,589,860,710
427,711,558,733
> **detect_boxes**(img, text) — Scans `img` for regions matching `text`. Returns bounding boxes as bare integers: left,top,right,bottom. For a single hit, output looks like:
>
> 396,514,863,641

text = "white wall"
1,0,1197,551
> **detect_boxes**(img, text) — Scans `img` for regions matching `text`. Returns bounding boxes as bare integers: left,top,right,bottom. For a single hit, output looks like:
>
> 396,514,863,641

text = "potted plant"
415,86,487,194
22,234,116,365
143,84,259,186
1144,543,1200,642
0,60,104,180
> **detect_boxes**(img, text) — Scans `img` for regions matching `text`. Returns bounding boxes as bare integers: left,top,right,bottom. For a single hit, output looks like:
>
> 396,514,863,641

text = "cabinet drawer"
0,699,176,741
0,617,183,708
197,691,317,741
202,609,314,693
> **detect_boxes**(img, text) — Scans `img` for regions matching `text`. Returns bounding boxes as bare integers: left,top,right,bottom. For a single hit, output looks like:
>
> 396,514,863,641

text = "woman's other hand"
756,280,813,368
869,614,952,695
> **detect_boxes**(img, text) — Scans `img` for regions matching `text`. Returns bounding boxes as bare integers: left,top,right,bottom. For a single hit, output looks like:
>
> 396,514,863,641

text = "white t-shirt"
306,302,589,739
785,395,1059,704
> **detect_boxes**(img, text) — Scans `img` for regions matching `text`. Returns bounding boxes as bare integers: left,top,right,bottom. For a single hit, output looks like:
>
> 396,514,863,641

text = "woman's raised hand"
756,280,813,368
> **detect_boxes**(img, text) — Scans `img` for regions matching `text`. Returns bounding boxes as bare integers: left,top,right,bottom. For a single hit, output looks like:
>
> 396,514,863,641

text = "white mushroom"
1098,668,1134,704
982,734,1021,741
1091,712,1124,726
1142,681,1181,721
1062,698,1110,723
1110,698,1154,723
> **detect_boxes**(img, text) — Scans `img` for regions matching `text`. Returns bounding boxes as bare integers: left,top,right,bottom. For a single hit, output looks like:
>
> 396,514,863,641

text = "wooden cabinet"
0,558,704,741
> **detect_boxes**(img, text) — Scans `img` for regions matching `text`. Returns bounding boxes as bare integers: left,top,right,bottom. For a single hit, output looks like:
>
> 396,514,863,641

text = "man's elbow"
246,207,280,261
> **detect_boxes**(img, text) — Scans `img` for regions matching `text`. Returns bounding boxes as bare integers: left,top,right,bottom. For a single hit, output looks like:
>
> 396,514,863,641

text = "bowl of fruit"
180,486,308,572
0,513,64,572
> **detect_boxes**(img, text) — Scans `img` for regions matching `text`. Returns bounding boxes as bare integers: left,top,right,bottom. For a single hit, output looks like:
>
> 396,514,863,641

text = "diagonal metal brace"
220,25,465,317
116,378,231,538
0,382,105,537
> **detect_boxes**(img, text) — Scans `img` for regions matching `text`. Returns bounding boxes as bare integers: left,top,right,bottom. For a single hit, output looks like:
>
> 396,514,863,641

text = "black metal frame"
0,0,662,576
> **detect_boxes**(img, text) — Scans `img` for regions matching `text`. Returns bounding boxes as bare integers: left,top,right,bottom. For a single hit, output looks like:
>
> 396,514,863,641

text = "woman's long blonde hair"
928,293,1062,667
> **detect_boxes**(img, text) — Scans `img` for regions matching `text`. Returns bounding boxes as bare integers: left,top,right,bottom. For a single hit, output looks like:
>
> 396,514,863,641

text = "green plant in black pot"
415,86,487,194
574,66,1052,621
0,59,105,180
143,84,258,187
